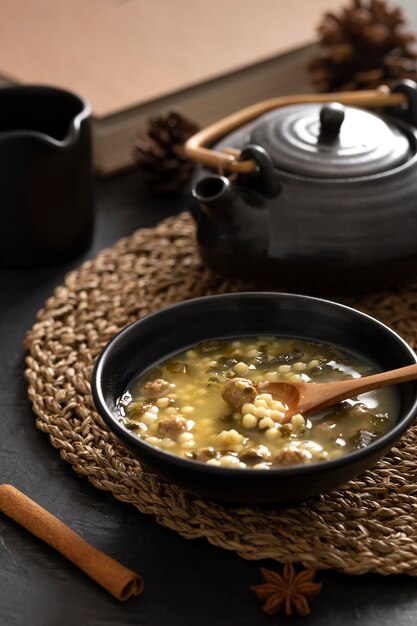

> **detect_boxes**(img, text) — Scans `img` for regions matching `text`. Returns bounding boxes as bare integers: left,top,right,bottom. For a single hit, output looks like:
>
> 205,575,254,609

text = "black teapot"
186,81,417,294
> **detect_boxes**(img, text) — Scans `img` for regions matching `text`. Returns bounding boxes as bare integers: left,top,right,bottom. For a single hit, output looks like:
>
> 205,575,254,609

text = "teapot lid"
247,103,412,178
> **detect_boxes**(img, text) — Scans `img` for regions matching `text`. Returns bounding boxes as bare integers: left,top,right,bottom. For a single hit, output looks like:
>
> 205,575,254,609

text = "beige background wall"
0,0,347,117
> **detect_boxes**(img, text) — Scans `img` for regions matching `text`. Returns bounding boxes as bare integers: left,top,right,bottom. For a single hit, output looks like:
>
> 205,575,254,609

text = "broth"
117,337,399,468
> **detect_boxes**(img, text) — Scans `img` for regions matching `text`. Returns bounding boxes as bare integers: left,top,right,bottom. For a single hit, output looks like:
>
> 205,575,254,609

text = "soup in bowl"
92,293,417,504
119,337,399,469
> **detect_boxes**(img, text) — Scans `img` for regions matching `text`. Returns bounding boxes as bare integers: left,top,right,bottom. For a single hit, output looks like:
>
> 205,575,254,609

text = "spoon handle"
301,362,417,414
335,362,417,393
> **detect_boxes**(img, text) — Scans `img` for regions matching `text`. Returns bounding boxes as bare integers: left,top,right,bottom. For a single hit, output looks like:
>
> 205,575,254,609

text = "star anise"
250,562,322,617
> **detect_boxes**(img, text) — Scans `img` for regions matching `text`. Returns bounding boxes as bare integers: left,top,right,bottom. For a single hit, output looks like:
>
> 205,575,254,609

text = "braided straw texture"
24,213,417,575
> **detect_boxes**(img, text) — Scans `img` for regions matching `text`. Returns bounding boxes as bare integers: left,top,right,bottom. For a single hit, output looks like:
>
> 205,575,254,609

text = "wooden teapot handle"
184,86,408,174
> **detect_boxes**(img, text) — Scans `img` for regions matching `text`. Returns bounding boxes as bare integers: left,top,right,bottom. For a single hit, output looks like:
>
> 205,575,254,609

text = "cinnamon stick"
0,484,143,601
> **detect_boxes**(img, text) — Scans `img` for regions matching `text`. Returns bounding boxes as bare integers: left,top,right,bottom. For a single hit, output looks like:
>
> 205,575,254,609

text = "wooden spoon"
258,363,417,423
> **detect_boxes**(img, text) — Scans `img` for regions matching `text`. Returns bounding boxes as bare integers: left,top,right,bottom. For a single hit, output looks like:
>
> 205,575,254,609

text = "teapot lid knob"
319,103,345,140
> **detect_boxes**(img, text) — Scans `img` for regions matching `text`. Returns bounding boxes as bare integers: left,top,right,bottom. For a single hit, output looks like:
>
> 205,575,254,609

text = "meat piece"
240,445,271,463
157,415,188,439
221,377,256,410
273,446,311,467
193,447,219,462
142,378,172,399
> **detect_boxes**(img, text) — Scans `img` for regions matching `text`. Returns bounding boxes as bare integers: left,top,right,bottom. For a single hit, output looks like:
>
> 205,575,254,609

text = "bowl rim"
92,291,417,479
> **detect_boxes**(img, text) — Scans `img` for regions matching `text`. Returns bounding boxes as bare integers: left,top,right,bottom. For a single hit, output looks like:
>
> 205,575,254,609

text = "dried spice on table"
250,562,322,617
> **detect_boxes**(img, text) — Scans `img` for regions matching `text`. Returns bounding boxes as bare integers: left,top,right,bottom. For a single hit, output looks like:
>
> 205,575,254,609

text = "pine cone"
309,0,417,92
133,112,200,194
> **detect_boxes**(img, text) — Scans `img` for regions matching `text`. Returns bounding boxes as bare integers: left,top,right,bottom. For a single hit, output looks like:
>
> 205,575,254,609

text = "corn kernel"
220,455,240,466
180,405,194,414
265,372,279,381
161,438,176,449
242,402,255,415
258,417,275,430
293,362,307,372
242,413,257,429
254,406,267,418
178,432,193,443
258,393,273,402
146,436,160,446
181,440,195,450
264,428,280,440
269,409,282,422
291,414,306,432
142,411,157,425
234,361,249,375
156,397,170,408
271,400,286,412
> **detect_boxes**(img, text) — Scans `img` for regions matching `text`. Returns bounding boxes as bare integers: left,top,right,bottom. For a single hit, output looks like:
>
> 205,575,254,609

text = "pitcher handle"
184,86,407,175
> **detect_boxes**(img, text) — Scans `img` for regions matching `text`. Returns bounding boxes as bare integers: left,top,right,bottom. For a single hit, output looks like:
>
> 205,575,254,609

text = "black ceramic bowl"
92,293,417,504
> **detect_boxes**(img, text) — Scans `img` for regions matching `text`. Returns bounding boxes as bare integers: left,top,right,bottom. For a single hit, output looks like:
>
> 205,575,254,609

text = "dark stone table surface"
1,171,417,626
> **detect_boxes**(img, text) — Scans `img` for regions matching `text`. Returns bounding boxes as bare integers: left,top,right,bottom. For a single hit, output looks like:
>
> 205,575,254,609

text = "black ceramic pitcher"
0,85,94,268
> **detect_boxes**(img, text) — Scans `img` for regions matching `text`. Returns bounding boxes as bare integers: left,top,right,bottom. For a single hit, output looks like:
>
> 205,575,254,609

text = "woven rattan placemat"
25,212,417,575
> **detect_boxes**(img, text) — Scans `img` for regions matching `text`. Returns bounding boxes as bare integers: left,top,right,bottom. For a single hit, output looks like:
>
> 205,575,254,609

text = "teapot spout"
192,175,234,220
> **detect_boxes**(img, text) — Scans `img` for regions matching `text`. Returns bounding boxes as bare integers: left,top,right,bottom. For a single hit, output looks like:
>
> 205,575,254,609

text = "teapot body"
192,157,417,294
190,101,417,295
